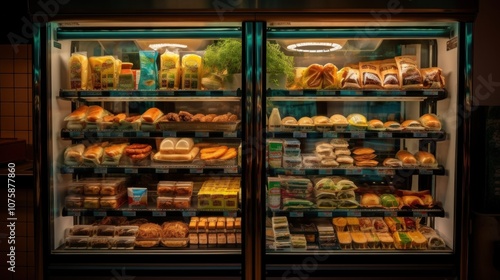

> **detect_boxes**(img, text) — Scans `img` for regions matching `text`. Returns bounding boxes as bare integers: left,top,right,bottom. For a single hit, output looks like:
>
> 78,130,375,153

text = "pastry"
383,120,403,131
396,150,418,166
174,138,194,154
367,119,385,131
141,107,164,123
329,114,348,125
281,116,298,125
360,193,381,207
322,63,338,89
302,63,324,89
401,119,425,131
383,157,403,167
102,143,129,165
153,147,199,162
85,105,108,123
414,150,436,166
82,143,106,165
158,138,179,154
380,194,399,208
64,144,85,166
135,223,162,247
351,231,368,249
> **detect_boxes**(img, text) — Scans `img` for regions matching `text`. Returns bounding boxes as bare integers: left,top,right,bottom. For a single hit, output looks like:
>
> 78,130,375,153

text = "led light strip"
287,42,342,53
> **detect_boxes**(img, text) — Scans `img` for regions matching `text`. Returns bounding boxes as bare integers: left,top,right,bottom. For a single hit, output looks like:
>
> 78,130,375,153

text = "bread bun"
419,113,441,130
313,115,331,124
414,150,436,166
384,120,402,131
396,150,418,165
298,117,313,125
352,147,375,155
360,193,381,207
281,116,297,125
401,119,424,130
383,157,403,167
367,119,385,131
329,114,348,124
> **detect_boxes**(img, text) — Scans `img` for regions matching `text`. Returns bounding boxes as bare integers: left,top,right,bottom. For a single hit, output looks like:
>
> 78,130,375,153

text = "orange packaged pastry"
302,63,324,89
321,63,338,89
420,67,445,89
379,59,400,89
337,67,362,89
395,55,423,89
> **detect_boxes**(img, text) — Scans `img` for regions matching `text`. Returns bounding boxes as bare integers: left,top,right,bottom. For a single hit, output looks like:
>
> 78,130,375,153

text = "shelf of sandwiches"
61,216,242,250
266,136,444,176
61,138,241,174
266,215,448,252
59,89,242,99
63,106,241,132
267,176,443,218
63,177,241,217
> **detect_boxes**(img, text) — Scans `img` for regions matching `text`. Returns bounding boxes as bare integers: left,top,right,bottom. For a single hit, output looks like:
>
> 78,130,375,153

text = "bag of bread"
322,63,338,89
138,50,159,90
420,67,445,89
394,56,423,89
379,59,400,89
69,52,88,90
182,54,203,89
359,61,383,89
159,50,181,90
301,64,323,89
337,67,362,89
88,56,117,90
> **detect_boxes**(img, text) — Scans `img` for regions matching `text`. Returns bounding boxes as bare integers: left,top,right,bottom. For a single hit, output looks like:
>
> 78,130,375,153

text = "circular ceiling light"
287,42,342,53
149,43,188,50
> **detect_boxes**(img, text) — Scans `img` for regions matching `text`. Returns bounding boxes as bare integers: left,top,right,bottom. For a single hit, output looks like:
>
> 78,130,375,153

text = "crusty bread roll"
352,147,375,155
419,113,441,130
298,117,313,125
401,119,424,130
141,107,164,123
382,157,403,167
329,114,348,124
414,150,436,165
367,119,385,131
383,120,402,131
313,115,331,124
64,144,85,165
281,116,298,125
159,138,179,154
64,105,89,121
174,138,194,154
396,150,417,165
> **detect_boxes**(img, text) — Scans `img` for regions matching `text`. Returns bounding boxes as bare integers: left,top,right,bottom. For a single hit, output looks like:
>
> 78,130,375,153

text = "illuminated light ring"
149,43,188,50
287,42,342,53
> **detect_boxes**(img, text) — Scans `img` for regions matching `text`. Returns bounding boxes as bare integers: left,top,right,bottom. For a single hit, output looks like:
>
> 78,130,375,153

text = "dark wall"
1,1,30,45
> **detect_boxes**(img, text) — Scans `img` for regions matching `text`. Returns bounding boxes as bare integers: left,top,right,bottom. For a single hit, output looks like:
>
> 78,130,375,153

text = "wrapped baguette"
420,67,445,89
64,144,86,166
395,56,423,89
85,105,109,123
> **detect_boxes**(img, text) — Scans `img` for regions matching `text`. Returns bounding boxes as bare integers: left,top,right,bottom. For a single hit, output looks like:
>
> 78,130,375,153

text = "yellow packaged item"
69,52,88,90
159,51,180,89
181,54,203,89
88,56,117,90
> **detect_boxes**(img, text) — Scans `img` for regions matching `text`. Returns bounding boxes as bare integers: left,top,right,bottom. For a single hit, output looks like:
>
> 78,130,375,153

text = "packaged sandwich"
321,63,338,89
69,52,88,90
337,67,361,89
301,64,324,89
359,61,383,89
64,105,89,130
420,67,445,89
379,59,400,89
394,56,423,89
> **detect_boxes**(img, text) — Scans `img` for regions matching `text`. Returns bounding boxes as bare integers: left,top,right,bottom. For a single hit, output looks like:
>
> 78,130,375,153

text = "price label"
124,168,138,174
378,132,392,138
156,168,169,174
67,210,81,216
292,132,307,138
378,169,395,176
350,132,365,139
317,211,332,218
413,211,425,217
110,131,123,137
224,167,238,174
190,168,204,174
319,169,333,175
384,211,397,217
182,211,196,217
122,211,136,217
419,169,433,175
195,132,209,138
423,91,438,96
69,131,82,138
289,90,304,96
224,132,237,138
347,211,361,217
413,132,428,138
99,132,111,137
62,167,74,174
224,211,237,217
94,167,107,174
291,169,306,175
345,169,362,175
152,211,166,217
136,131,150,137
93,211,107,217
323,132,337,138
289,211,304,218
162,131,176,137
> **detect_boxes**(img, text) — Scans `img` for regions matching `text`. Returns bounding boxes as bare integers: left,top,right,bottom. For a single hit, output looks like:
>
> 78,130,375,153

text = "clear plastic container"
94,225,116,236
65,236,89,249
90,237,112,249
111,236,136,249
157,196,175,209
65,195,84,208
114,226,139,237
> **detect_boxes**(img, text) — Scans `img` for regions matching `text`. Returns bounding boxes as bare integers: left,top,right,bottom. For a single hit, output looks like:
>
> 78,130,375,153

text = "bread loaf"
383,120,402,131
396,150,417,165
82,144,105,165
85,105,107,122
419,113,441,130
159,138,179,154
64,105,89,121
141,107,164,123
174,138,194,154
414,150,436,166
64,144,85,165
153,147,199,162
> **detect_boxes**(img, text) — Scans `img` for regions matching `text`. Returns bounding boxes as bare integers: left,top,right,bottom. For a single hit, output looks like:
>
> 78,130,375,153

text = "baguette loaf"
82,144,105,165
64,105,89,121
